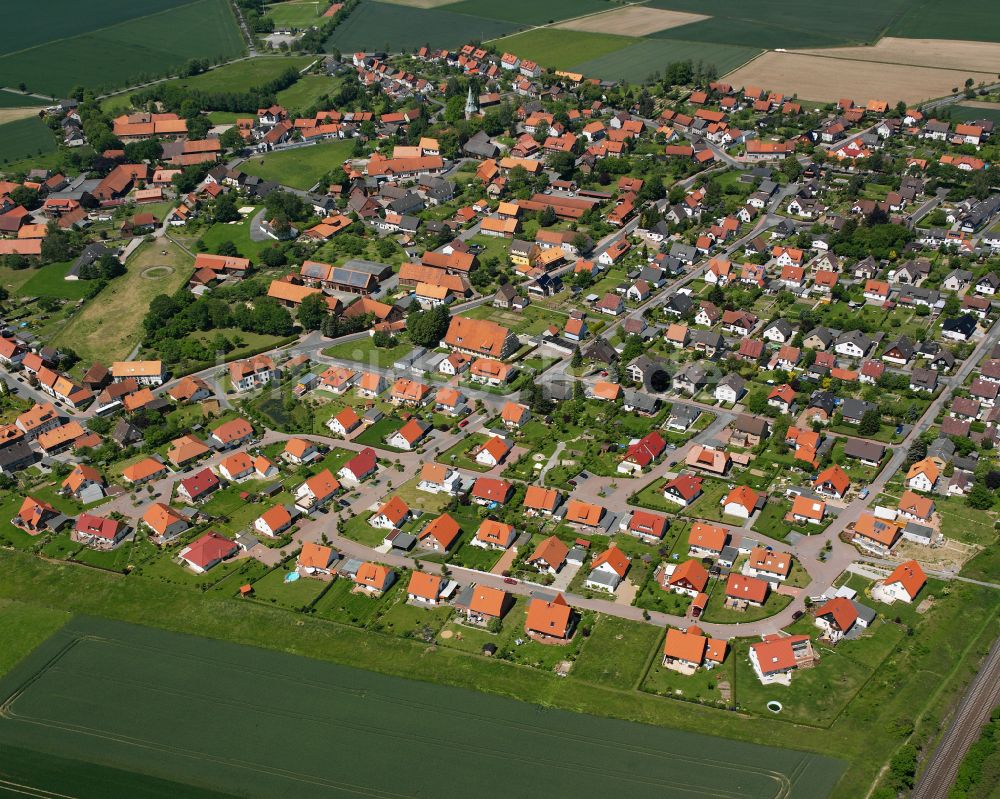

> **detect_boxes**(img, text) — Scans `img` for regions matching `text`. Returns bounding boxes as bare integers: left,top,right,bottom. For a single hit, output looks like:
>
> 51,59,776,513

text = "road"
912,634,1000,799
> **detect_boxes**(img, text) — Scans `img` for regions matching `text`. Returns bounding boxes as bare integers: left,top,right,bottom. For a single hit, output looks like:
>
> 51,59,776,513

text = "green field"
0,0,244,96
887,0,1000,42
276,74,340,112
324,1,518,53
949,103,1000,125
0,91,47,108
646,0,915,47
573,37,761,83
241,138,355,190
265,0,326,28
0,116,55,165
444,0,612,25
157,55,314,93
20,261,94,299
495,29,633,70
0,615,843,799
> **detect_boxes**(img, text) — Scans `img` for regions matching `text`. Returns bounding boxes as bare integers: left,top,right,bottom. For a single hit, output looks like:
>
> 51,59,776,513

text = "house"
470,477,513,505
813,465,850,499
370,496,411,529
618,431,666,474
177,468,220,503
622,509,668,543
725,573,770,608
790,495,826,525
178,532,237,574
500,402,530,429
662,559,709,597
13,497,63,535
466,585,510,625
722,485,762,519
906,458,939,492
354,562,395,594
814,597,860,643
122,457,167,485
475,435,512,468
731,415,769,447
294,469,340,511
898,490,934,522
229,355,279,392
585,545,630,593
444,315,518,359
688,522,728,558
663,474,703,508
941,314,977,342
327,406,361,437
338,447,378,483
418,512,461,551
282,438,320,465
685,444,731,475
527,535,569,574
661,626,727,673
390,378,430,406
73,513,127,550
60,463,105,502
524,593,575,641
254,504,295,538
417,462,463,495
387,418,431,451
715,373,746,404
297,542,336,577
210,418,254,449
564,499,605,528
768,384,796,414
748,634,814,685
407,571,445,605
142,502,188,544
852,513,902,555
524,485,562,515
876,559,926,604
473,519,517,550
110,360,165,387
745,547,792,584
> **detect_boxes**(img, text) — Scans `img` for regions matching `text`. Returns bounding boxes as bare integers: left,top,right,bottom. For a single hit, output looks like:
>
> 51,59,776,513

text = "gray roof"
586,569,620,588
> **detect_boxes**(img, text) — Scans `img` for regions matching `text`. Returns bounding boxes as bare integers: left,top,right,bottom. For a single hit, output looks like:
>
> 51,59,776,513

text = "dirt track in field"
724,50,996,104
556,6,707,37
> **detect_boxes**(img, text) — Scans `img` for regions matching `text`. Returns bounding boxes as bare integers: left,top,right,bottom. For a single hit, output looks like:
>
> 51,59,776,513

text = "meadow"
491,29,633,71
0,91,47,108
264,0,327,28
0,117,56,166
240,138,355,190
50,240,190,367
0,615,844,799
0,0,244,96
324,1,517,53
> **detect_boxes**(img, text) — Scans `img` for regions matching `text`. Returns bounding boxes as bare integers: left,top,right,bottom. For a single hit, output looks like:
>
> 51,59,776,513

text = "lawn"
241,138,355,190
162,55,314,92
322,336,413,369
276,74,341,112
353,416,404,448
19,261,95,299
188,207,285,261
752,499,827,542
0,116,56,165
699,579,793,624
265,0,326,28
496,29,633,71
437,432,491,472
643,650,735,708
0,599,70,677
571,615,662,690
323,1,517,53
50,239,190,366
311,574,397,625
0,0,245,96
249,566,329,609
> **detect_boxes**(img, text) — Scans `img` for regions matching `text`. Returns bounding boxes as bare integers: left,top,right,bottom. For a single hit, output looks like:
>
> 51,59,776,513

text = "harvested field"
794,37,1000,74
380,0,462,7
556,7,708,37
0,615,845,799
0,108,44,125
724,51,997,104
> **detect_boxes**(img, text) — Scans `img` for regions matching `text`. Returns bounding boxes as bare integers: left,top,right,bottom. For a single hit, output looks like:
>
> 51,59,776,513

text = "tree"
858,409,881,436
966,483,994,510
297,292,327,330
539,205,557,227
213,194,240,224
408,306,450,348
746,390,768,415
40,224,72,264
572,379,585,402
781,156,802,182
570,346,582,368
219,126,244,151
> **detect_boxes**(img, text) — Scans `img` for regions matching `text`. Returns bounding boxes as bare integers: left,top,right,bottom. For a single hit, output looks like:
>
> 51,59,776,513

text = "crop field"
575,38,761,84
0,0,244,96
0,117,56,166
0,91,47,108
724,51,997,104
645,0,914,48
275,74,341,111
240,138,355,190
324,1,518,53
950,101,1000,124
887,0,1000,43
556,7,709,36
492,29,633,70
443,0,612,26
0,616,844,799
